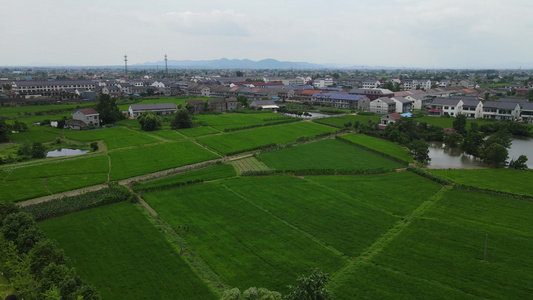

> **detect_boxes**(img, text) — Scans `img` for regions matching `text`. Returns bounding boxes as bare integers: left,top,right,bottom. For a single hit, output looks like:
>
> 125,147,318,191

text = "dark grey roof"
129,103,176,110
250,100,276,106
391,96,413,104
520,102,533,110
373,97,395,104
483,101,520,109
431,98,462,106
461,99,481,107
498,98,529,105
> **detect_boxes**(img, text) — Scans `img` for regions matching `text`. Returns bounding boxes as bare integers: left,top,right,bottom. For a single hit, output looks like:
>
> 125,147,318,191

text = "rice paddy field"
8,127,61,143
58,127,162,150
109,140,220,180
338,133,414,163
195,112,297,131
196,121,337,155
177,126,220,137
0,155,109,202
313,114,381,128
231,156,269,173
39,202,217,300
257,138,405,171
429,168,533,196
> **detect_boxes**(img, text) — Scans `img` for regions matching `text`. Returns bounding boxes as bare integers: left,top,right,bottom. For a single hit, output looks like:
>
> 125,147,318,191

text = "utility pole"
484,234,488,263
124,54,128,75
164,54,168,76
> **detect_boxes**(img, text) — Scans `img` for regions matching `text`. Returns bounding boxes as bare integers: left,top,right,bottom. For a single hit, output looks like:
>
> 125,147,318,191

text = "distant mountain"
135,58,325,69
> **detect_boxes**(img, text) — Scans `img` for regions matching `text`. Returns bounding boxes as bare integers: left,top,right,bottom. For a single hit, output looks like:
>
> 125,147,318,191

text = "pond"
46,148,90,157
427,136,533,169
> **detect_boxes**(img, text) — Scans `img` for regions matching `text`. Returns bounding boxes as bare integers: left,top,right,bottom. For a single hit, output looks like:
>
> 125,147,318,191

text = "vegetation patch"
39,202,217,300
313,114,381,128
196,122,337,155
232,156,269,173
23,183,135,221
144,129,185,141
109,140,219,180
8,127,61,144
195,112,297,131
338,133,414,163
58,127,161,150
178,126,220,137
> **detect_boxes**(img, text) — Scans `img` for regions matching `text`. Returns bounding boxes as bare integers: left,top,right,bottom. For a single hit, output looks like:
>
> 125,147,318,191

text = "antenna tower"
124,54,128,74
165,54,168,75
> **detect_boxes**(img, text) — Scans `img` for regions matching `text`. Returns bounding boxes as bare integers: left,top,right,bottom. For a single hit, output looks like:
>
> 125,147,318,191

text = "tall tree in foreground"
452,114,467,136
285,269,334,300
137,111,162,131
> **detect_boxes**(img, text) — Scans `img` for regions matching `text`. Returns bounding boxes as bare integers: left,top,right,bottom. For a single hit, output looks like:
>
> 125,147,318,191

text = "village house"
460,98,483,119
428,99,463,117
349,88,394,100
128,103,176,118
379,113,402,129
520,102,533,123
65,108,100,130
390,97,414,113
311,93,370,110
482,101,521,121
370,97,396,114
185,100,205,113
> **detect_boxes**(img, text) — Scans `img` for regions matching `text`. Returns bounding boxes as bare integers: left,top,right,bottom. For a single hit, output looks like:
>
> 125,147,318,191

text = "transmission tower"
124,54,128,74
165,54,168,75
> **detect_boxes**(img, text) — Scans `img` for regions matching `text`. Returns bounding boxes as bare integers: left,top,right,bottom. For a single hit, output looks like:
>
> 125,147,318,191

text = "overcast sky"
1,0,532,68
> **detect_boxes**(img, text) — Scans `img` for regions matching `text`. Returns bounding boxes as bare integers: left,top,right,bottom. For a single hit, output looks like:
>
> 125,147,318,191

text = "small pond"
46,148,89,157
428,136,533,169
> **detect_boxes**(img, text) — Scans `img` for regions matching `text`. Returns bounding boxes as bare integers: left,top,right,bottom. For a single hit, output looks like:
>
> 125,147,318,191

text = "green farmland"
258,138,405,171
339,133,414,163
313,114,381,128
195,112,297,131
196,121,337,155
39,202,217,300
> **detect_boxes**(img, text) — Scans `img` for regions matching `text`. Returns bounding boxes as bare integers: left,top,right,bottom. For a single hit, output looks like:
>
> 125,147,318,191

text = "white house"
482,101,521,121
370,97,396,114
428,99,463,117
72,108,100,127
313,78,334,88
128,103,177,118
460,99,483,119
390,97,414,113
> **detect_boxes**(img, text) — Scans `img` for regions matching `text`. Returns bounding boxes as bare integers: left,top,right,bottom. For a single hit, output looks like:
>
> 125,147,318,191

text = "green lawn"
338,134,414,163
0,155,109,202
330,189,533,299
258,139,405,170
429,168,533,196
143,182,347,294
196,122,337,155
39,202,217,300
109,140,219,180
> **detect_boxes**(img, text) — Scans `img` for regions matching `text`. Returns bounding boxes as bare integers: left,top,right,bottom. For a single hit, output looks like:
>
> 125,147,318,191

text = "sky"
1,0,532,68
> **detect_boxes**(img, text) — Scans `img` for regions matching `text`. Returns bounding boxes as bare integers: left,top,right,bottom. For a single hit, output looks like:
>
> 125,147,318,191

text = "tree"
484,130,512,149
469,121,479,133
0,117,10,142
452,114,467,135
137,111,162,131
443,132,463,148
171,108,193,129
95,94,123,125
12,120,28,132
18,139,33,157
509,155,528,170
146,88,155,96
221,287,282,300
2,83,12,91
236,71,244,77
408,139,430,163
483,143,508,167
461,132,485,156
237,95,248,108
32,142,47,158
285,269,334,300
1,212,38,244
29,239,67,280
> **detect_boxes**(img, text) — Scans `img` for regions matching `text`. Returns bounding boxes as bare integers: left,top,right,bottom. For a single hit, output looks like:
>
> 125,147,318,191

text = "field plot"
258,139,405,171
307,172,441,216
331,189,533,299
133,163,236,191
429,168,533,196
339,134,414,163
109,140,219,180
222,176,399,257
59,127,161,150
144,129,185,141
178,126,220,137
143,183,347,294
0,103,93,119
0,155,108,202
39,202,217,300
195,112,297,131
196,122,337,155
231,156,269,173
8,127,61,143
313,114,381,128
116,97,196,111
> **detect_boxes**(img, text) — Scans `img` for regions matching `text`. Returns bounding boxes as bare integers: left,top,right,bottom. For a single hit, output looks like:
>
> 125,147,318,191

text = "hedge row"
454,184,533,201
241,167,391,177
336,136,410,166
133,179,204,193
22,184,136,222
407,167,453,185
